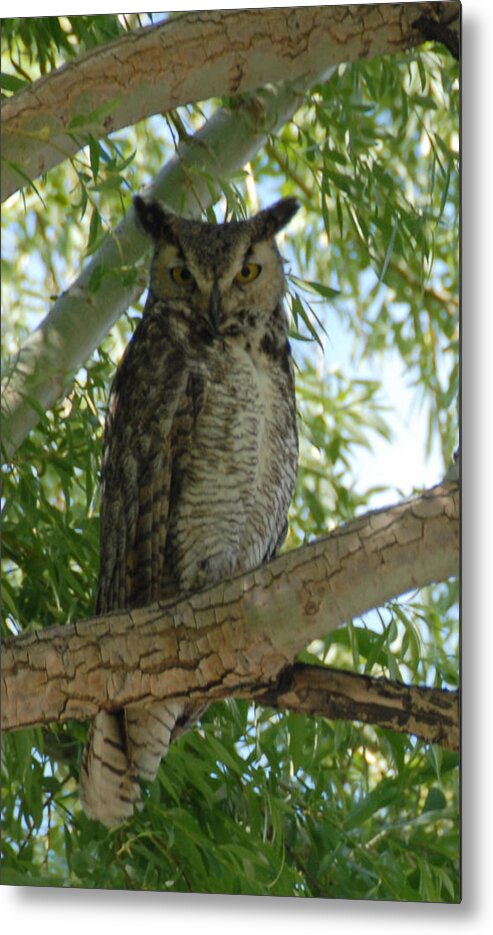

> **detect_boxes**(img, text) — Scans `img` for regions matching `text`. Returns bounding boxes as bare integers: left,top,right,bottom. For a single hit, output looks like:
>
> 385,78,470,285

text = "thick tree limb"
259,663,459,751
1,482,459,736
0,2,459,203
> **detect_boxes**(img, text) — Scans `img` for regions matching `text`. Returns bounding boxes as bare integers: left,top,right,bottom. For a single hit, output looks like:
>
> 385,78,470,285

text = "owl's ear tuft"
252,197,300,242
134,196,176,241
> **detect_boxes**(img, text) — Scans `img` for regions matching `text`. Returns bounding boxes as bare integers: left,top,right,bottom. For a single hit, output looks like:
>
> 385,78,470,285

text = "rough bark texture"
0,2,459,202
259,663,459,751
1,482,459,736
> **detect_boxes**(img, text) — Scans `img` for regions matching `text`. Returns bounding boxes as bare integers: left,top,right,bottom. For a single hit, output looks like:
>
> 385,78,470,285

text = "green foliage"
1,14,141,83
261,50,459,466
1,14,459,901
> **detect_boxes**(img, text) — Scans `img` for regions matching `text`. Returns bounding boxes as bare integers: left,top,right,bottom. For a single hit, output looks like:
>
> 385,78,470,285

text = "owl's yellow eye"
235,262,261,284
170,265,193,285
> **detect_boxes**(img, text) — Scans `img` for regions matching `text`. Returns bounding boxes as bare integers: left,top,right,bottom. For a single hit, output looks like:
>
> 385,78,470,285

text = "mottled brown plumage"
80,195,300,825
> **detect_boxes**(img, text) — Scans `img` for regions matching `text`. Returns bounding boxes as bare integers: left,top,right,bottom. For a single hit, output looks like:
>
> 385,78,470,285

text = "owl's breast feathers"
97,303,297,612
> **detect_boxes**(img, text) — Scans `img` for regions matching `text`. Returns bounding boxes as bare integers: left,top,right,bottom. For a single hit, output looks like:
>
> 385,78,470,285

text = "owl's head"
134,195,299,340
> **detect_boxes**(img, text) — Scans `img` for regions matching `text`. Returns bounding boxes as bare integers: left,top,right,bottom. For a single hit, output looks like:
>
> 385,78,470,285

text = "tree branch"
1,482,459,735
1,2,458,202
259,663,459,751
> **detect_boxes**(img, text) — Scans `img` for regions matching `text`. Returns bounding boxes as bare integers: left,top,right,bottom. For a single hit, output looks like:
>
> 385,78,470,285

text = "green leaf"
88,136,100,180
68,97,121,130
379,217,399,282
87,207,101,252
423,787,447,813
411,94,438,110
1,72,30,92
299,278,341,300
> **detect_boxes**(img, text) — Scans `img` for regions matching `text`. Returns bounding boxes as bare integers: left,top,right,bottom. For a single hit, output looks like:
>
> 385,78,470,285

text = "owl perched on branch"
80,194,300,826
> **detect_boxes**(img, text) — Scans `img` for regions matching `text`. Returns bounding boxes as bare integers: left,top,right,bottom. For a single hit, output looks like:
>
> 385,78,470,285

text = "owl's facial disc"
149,227,286,340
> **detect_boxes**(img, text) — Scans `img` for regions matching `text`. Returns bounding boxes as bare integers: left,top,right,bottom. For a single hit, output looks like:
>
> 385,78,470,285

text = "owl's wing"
81,326,204,826
96,333,204,614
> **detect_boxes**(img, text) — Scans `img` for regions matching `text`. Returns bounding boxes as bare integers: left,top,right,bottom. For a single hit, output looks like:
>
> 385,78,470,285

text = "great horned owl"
80,194,300,826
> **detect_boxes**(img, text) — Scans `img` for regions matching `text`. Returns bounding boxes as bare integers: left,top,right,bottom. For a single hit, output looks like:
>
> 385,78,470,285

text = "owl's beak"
208,281,222,337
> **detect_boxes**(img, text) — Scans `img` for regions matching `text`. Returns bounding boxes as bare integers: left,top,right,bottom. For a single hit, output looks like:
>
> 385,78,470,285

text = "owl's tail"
80,701,185,827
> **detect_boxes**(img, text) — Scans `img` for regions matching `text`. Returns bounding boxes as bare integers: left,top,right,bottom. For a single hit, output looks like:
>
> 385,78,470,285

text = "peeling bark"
0,2,459,202
1,482,459,738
